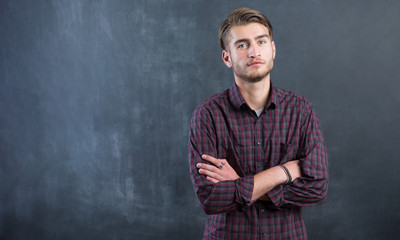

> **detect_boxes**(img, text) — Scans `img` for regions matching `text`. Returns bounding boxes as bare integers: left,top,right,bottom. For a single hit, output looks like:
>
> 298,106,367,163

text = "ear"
272,41,276,59
222,50,232,68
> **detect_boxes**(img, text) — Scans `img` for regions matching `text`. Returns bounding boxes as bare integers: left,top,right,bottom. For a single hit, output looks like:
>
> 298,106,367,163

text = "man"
188,7,328,240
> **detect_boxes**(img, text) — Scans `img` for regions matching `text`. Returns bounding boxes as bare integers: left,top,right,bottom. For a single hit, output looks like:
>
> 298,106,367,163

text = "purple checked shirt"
188,83,328,239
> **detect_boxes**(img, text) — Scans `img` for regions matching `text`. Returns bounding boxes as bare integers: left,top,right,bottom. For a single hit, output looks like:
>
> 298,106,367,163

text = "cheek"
233,54,246,64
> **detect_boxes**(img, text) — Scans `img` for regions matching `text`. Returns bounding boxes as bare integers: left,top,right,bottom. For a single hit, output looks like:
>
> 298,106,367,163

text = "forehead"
227,22,270,45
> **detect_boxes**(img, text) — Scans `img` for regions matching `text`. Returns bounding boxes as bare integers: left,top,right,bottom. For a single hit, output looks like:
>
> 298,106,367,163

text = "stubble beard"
233,61,274,83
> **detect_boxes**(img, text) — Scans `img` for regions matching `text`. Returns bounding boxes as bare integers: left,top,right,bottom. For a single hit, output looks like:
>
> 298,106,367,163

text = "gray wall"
1,0,399,239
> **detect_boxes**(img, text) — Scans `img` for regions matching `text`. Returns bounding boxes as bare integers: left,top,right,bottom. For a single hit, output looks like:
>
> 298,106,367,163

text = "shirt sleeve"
267,104,328,208
188,106,254,215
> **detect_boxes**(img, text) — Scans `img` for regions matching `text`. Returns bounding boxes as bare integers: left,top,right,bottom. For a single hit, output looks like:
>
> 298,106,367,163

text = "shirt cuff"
234,176,254,207
267,184,284,208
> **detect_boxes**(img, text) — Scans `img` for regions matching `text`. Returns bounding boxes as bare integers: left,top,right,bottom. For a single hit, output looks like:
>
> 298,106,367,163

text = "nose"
248,44,261,58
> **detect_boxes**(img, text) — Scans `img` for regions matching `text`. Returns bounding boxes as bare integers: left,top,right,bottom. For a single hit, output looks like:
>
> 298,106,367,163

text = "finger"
202,154,220,166
198,169,223,181
206,176,220,184
198,168,219,179
220,159,231,167
197,163,220,172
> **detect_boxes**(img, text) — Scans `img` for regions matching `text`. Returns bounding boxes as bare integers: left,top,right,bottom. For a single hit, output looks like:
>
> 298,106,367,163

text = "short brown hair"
218,8,273,50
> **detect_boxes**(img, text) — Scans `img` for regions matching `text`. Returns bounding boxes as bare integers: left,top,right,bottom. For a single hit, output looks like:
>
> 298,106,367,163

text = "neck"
235,76,271,110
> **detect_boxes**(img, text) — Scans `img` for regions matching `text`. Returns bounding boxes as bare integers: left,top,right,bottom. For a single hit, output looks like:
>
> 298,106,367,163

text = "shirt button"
257,141,261,146
260,209,265,213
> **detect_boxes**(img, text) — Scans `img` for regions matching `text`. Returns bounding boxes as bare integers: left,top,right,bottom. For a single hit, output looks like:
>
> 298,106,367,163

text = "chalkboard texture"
1,0,400,239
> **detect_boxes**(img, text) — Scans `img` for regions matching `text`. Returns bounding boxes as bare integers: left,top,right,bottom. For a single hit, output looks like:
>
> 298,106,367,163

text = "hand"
196,154,240,184
282,160,302,182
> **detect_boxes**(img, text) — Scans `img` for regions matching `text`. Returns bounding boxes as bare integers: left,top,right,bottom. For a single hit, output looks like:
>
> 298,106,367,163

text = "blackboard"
1,0,399,239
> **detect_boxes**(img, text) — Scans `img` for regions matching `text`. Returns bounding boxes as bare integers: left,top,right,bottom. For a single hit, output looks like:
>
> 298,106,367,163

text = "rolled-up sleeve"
268,105,328,208
188,106,254,215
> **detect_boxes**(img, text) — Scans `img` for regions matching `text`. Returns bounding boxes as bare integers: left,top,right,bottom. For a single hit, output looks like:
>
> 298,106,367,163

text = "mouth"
248,61,264,67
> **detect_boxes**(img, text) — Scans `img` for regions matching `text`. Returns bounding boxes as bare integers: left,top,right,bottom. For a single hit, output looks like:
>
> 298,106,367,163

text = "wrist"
279,165,292,184
272,165,289,185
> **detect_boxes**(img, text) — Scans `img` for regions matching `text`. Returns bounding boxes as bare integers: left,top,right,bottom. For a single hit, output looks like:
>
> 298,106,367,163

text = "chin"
244,71,270,83
233,65,272,83
244,76,265,83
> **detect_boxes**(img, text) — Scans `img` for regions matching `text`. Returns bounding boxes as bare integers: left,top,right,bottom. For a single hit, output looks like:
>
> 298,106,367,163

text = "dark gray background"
1,0,399,239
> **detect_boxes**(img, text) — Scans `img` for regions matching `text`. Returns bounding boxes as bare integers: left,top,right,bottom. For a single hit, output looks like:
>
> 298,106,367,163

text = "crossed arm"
197,154,301,202
189,105,328,214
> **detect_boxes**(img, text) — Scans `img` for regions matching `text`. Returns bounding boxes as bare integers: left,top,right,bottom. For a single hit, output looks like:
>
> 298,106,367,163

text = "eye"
237,43,247,49
259,40,266,45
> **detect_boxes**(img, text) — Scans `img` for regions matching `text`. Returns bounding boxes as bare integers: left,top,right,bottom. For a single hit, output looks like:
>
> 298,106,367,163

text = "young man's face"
222,22,276,83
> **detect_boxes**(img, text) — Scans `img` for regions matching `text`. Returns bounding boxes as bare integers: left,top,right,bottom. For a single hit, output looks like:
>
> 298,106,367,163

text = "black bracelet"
280,165,292,184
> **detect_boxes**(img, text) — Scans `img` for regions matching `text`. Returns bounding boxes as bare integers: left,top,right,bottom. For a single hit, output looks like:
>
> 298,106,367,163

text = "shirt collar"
228,83,247,109
266,82,278,109
228,82,278,110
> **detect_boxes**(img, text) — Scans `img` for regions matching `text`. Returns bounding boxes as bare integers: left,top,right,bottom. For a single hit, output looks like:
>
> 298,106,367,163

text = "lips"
248,61,264,66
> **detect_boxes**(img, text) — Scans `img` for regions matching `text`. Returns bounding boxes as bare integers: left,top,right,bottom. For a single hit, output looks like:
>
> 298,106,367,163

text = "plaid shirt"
188,83,328,239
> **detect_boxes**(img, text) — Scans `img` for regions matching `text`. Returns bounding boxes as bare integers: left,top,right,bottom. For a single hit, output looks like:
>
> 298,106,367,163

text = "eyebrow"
233,34,270,46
